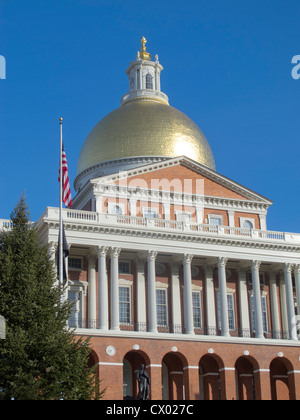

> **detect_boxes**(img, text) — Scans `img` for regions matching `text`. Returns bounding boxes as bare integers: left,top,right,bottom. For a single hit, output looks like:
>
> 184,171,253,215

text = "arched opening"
199,354,225,400
235,356,260,400
270,357,296,400
87,350,100,398
123,350,150,400
162,352,187,400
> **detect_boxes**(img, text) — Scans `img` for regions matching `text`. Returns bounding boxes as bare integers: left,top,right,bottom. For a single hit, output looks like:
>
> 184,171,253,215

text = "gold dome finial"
140,36,151,61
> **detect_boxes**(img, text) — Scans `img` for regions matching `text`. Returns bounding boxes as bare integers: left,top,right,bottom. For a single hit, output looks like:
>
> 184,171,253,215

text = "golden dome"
77,99,215,175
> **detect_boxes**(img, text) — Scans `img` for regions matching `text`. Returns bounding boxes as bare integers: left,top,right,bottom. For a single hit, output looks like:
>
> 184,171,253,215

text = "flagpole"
59,117,64,290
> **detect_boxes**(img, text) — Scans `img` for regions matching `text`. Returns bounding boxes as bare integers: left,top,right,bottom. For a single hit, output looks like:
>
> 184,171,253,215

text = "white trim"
240,217,256,230
208,214,223,226
183,366,199,370
119,284,132,325
99,362,124,366
146,364,162,368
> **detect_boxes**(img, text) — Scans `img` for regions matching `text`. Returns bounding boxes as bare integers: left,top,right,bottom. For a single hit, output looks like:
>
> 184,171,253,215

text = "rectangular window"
250,295,268,333
192,291,202,328
68,257,82,270
119,261,131,274
217,293,235,331
176,212,192,223
208,215,223,226
156,289,168,326
247,272,265,286
119,286,131,324
143,208,158,219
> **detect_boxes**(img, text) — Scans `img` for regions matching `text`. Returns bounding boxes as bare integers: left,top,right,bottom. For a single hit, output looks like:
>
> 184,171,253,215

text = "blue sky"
0,0,300,233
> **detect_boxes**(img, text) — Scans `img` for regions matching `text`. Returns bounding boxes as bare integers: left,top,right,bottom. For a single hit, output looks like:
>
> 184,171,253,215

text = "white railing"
41,207,300,244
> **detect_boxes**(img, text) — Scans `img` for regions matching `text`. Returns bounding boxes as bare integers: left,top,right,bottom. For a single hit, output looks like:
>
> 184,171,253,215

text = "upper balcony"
34,207,300,246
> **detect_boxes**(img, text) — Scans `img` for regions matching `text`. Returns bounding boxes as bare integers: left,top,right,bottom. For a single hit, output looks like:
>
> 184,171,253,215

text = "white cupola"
121,37,169,106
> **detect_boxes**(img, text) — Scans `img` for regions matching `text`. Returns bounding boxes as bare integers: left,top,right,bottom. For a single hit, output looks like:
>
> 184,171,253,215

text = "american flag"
59,143,72,208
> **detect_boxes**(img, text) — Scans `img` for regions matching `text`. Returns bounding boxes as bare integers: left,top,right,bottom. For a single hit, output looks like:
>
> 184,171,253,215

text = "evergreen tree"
0,197,104,400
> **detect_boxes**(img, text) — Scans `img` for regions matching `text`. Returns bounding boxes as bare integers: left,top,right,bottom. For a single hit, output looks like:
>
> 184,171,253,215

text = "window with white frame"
156,289,168,326
208,215,223,226
119,286,131,324
250,294,268,333
108,203,124,215
240,217,255,229
143,207,158,219
192,291,202,328
176,211,192,223
146,73,153,89
217,293,236,330
69,257,83,270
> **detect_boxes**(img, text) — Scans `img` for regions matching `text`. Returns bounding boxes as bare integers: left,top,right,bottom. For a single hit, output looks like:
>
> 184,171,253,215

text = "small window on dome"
146,74,153,90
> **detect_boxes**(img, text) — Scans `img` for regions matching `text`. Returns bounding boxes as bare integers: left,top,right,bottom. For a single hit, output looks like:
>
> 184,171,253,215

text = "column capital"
147,250,158,261
283,262,294,273
217,256,228,267
110,247,121,258
294,264,300,274
251,260,261,270
97,246,108,257
183,254,193,264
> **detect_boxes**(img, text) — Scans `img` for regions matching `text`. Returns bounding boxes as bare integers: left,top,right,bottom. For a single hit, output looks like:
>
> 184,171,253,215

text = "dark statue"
136,364,150,400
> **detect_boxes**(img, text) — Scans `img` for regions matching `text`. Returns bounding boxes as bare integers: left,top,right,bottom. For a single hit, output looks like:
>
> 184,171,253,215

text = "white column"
279,272,288,338
170,262,182,333
269,271,281,339
228,211,235,227
251,260,264,339
110,247,121,331
49,242,58,286
283,263,297,340
129,199,137,217
147,250,158,333
204,264,217,335
183,254,194,335
88,254,97,328
136,257,147,331
295,265,300,319
98,246,108,330
238,268,250,336
218,257,230,337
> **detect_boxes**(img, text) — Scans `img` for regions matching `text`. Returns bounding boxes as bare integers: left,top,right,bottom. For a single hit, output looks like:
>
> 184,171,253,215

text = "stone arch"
235,356,260,400
87,350,100,397
199,353,225,400
123,350,151,400
161,352,188,400
270,357,296,400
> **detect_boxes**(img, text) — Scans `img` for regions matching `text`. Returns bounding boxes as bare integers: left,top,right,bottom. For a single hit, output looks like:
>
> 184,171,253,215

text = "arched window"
111,205,123,215
146,73,153,89
243,220,253,229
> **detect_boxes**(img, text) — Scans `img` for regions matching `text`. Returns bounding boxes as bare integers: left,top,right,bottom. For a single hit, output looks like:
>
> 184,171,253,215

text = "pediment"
89,156,273,206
